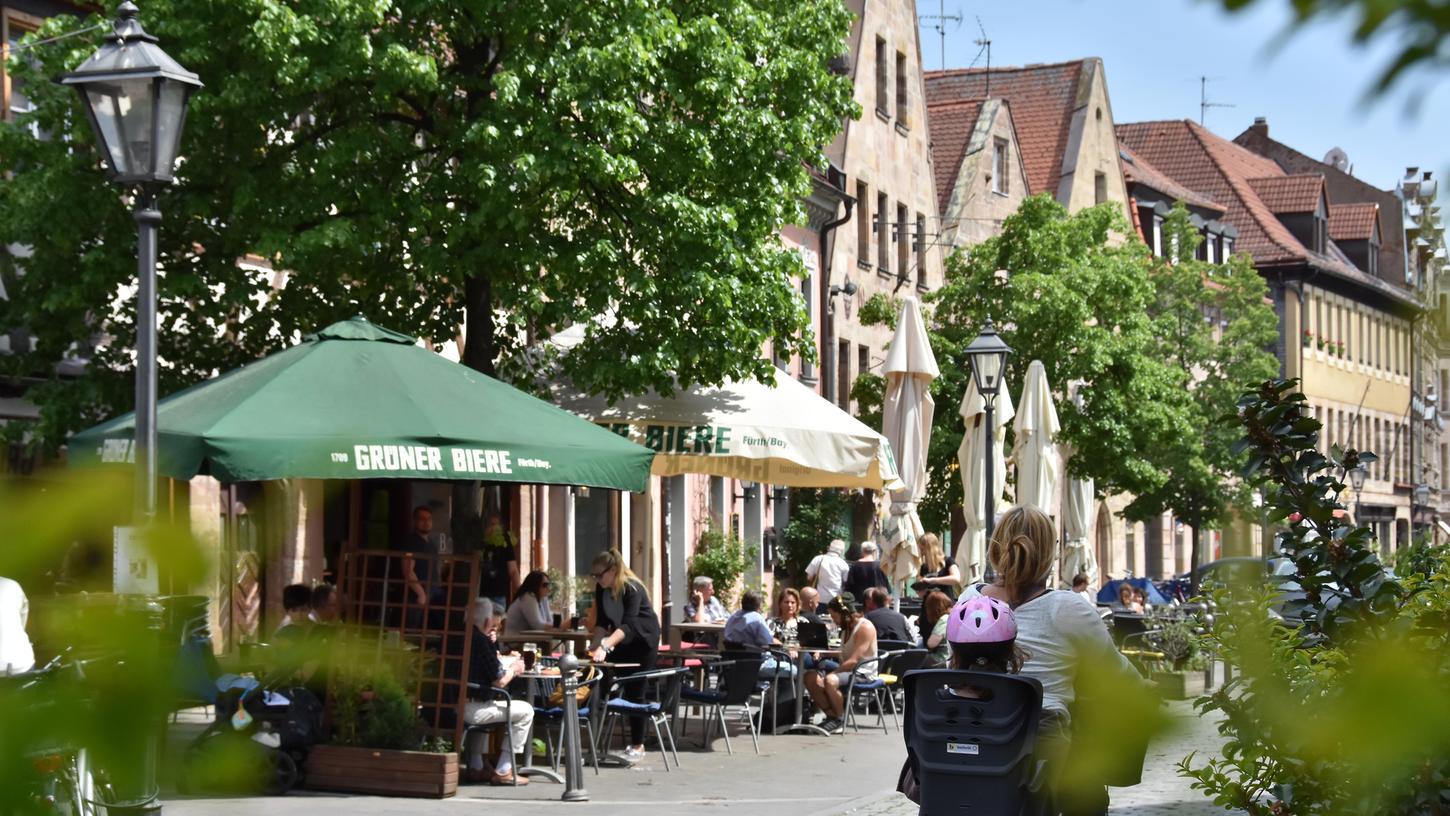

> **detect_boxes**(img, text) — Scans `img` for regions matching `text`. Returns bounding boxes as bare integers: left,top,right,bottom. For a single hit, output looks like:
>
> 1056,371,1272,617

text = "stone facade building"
1120,118,1423,556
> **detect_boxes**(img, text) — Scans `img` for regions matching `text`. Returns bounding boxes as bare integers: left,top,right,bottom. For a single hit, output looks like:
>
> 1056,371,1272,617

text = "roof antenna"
1199,76,1234,127
918,0,962,72
974,17,991,97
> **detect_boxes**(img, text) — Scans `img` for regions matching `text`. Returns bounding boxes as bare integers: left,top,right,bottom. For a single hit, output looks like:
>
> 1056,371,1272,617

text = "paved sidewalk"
826,700,1235,816
163,700,1232,816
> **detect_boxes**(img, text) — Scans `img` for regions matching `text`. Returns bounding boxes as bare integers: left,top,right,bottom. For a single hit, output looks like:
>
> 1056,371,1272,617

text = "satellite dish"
1323,147,1350,173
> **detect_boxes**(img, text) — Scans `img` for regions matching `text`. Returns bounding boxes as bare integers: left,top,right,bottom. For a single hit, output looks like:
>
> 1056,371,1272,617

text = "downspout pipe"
820,191,856,403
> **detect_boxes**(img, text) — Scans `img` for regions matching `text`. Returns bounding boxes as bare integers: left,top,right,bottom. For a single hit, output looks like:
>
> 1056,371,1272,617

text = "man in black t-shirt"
862,587,917,645
479,513,520,611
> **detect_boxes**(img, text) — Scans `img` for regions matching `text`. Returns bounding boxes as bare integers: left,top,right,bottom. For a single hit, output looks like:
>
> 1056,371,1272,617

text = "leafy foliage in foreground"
1180,379,1450,814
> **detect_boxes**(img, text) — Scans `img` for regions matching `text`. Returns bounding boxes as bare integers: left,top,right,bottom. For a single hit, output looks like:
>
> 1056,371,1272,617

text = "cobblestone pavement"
163,698,1234,816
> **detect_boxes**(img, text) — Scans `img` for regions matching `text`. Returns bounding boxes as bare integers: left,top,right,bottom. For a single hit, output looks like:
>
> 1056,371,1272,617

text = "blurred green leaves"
1180,380,1450,814
0,470,214,811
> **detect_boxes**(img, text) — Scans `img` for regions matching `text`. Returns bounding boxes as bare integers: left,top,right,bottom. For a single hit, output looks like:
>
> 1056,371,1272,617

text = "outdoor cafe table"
511,669,568,784
668,620,726,650
781,648,842,737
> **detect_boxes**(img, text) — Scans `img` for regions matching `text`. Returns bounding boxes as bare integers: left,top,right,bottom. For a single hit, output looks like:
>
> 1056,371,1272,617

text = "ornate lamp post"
964,320,1012,549
61,1,201,521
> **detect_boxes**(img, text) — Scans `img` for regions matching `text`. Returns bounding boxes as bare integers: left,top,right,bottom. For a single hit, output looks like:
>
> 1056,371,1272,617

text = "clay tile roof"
1116,118,1414,306
925,60,1084,197
1246,175,1325,213
1329,203,1380,242
1118,142,1223,214
926,99,986,216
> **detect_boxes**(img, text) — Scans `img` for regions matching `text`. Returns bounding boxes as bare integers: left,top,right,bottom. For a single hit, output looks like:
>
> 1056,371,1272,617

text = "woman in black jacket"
587,548,660,764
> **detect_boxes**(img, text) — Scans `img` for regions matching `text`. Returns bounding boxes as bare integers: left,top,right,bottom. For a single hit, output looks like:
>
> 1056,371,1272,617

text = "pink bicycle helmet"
946,596,1017,644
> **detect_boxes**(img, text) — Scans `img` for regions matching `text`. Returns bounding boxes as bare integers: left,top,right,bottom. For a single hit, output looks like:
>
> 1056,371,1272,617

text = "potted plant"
1335,340,1346,358
689,524,755,607
1302,330,1313,347
1144,616,1208,700
307,658,459,798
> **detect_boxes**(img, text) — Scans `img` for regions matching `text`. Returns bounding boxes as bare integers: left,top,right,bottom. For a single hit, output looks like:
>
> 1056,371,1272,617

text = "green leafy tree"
0,0,857,451
1181,379,1450,814
1123,205,1281,579
776,487,851,584
857,194,1195,534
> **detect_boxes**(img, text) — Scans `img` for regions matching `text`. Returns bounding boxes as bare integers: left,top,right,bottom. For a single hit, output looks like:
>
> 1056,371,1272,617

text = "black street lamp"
61,1,201,521
964,320,1012,551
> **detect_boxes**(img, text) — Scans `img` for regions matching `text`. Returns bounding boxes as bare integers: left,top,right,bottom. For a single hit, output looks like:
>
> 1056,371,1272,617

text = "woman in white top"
802,592,877,735
504,570,554,634
959,506,1141,814
958,506,1136,722
0,577,35,675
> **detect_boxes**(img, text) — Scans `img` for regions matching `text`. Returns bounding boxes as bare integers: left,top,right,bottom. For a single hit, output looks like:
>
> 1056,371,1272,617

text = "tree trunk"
452,274,497,552
1189,522,1203,596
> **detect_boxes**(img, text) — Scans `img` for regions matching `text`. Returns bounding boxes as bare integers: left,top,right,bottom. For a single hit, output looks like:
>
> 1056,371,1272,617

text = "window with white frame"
991,139,1009,195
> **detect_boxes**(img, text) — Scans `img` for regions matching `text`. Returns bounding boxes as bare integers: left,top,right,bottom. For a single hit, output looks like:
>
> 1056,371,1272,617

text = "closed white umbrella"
1012,360,1061,512
955,379,1014,584
1062,462,1098,585
881,296,940,592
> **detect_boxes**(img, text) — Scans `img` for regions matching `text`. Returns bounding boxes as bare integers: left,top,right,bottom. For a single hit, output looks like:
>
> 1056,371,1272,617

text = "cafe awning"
69,317,654,490
549,363,902,491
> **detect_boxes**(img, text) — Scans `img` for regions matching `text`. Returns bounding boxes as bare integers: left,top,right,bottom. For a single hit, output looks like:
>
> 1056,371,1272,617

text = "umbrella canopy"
1061,469,1099,586
1012,360,1060,511
549,364,902,491
881,296,939,588
955,378,1014,584
1096,577,1168,606
69,317,655,490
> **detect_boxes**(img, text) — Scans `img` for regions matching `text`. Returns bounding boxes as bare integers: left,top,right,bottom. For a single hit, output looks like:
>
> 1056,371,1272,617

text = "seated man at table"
862,587,918,646
683,576,728,623
724,590,797,720
464,598,534,786
798,587,827,625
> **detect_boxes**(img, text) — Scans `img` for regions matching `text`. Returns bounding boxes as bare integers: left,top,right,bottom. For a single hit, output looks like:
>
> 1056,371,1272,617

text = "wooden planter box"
305,744,457,798
1151,669,1207,701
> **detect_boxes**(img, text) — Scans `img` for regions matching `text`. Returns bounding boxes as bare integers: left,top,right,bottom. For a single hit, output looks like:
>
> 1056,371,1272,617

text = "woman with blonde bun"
956,505,1142,814
958,506,1134,719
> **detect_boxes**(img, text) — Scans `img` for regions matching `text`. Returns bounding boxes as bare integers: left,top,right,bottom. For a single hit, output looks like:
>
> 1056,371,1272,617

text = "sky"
928,0,1450,193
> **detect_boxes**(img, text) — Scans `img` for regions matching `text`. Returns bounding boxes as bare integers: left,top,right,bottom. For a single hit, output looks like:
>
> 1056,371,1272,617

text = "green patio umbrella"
69,317,654,490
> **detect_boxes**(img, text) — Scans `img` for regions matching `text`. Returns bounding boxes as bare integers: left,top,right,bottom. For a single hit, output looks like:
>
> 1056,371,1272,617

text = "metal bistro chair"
902,669,1044,816
599,667,687,771
679,654,766,755
463,683,522,787
878,648,935,719
529,667,603,775
842,656,897,734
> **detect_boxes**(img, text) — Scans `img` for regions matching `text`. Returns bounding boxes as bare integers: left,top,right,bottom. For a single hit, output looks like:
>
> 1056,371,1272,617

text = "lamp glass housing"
964,322,1012,397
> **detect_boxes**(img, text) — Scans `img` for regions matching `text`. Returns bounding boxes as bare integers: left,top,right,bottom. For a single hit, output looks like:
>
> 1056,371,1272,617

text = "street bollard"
558,653,589,802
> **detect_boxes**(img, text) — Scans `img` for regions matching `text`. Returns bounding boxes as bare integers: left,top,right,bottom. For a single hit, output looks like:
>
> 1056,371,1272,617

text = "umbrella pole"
983,399,996,582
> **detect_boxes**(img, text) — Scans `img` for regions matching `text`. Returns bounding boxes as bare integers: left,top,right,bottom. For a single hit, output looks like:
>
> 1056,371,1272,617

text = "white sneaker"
618,746,646,764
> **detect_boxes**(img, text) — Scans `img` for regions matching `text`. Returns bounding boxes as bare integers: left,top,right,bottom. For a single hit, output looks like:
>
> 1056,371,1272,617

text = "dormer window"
1313,193,1328,254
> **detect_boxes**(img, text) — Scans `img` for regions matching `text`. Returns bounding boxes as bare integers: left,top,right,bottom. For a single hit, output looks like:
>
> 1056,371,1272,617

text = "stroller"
174,635,323,795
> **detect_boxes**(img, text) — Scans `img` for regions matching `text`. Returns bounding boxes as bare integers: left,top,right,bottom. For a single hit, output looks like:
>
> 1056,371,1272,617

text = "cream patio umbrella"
881,296,940,593
955,379,1014,584
1062,460,1099,586
1013,360,1061,511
